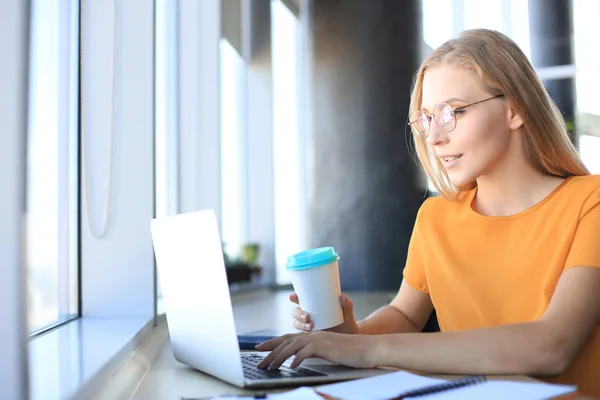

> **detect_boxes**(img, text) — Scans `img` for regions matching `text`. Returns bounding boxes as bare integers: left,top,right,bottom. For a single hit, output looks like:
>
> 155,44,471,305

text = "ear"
506,101,524,130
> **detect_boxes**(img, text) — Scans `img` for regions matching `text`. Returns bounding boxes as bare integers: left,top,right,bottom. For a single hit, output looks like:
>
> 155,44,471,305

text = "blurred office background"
1,0,599,398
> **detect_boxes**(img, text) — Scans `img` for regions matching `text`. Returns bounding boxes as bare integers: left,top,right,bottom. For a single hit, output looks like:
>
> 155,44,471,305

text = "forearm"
371,321,564,376
357,305,421,335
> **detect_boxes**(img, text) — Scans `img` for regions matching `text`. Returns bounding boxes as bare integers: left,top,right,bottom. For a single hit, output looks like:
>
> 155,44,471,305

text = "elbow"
534,352,571,377
528,332,574,377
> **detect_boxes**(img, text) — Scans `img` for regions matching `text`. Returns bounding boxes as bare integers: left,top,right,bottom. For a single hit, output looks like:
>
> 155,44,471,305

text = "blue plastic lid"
285,247,340,271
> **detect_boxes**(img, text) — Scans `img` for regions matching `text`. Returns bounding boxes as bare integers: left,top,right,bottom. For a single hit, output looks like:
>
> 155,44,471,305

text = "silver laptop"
150,209,389,388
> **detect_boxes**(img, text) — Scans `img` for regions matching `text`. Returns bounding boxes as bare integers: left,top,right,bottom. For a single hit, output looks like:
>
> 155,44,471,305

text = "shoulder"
562,175,600,214
565,174,600,192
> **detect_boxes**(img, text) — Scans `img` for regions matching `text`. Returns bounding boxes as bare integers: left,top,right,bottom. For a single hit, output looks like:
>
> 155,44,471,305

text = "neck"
473,135,565,217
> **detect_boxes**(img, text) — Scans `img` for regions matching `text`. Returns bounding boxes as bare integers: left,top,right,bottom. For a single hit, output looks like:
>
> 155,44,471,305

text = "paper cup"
286,247,344,330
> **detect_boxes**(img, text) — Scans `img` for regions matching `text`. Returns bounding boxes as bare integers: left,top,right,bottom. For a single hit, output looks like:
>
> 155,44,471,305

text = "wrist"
364,334,387,368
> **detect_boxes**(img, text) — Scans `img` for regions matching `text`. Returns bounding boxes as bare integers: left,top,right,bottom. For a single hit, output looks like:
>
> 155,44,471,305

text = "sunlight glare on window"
220,39,248,261
27,0,79,334
272,0,305,284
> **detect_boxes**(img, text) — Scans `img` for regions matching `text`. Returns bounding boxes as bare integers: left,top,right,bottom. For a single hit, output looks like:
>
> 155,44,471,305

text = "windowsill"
29,316,154,400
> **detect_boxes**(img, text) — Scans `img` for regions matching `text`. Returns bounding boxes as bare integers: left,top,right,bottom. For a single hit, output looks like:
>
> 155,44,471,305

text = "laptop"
150,209,390,388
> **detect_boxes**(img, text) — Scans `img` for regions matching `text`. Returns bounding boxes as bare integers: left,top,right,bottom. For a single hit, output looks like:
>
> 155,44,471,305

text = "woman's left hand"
255,331,376,370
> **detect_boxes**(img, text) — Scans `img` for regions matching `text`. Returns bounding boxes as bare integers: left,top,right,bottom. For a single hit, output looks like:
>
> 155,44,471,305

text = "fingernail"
304,323,311,330
301,313,307,322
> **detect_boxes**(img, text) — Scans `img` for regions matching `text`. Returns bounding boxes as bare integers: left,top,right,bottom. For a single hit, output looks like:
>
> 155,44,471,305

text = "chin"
446,169,479,188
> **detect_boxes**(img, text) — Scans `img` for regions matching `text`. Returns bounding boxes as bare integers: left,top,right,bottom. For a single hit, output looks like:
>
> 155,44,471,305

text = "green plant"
240,243,260,266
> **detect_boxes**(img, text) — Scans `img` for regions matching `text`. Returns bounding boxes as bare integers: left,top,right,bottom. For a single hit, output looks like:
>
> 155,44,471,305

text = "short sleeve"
565,190,600,270
403,200,431,293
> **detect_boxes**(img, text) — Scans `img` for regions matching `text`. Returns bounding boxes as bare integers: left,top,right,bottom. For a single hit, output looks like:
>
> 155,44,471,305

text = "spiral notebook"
315,371,577,400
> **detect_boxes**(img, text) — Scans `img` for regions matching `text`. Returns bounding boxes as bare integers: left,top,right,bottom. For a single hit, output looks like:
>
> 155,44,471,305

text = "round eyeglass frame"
408,94,504,139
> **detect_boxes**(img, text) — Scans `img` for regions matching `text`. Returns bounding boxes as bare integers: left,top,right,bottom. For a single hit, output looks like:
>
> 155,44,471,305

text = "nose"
425,122,449,147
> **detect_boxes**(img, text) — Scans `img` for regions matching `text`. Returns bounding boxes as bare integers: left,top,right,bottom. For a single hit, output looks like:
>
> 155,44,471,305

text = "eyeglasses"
408,94,504,139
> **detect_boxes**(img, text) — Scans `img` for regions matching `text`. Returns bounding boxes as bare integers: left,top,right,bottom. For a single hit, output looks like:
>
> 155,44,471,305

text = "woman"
256,29,600,397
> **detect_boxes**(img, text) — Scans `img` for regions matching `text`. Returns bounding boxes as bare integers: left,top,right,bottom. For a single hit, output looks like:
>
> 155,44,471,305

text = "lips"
438,154,462,169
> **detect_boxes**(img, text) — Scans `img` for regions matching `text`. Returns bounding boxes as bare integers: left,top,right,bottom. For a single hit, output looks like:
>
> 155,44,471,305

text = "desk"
130,290,591,400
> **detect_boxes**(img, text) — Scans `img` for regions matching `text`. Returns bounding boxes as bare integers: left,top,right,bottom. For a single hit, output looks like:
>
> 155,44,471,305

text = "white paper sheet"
315,371,577,400
418,380,577,400
316,371,448,400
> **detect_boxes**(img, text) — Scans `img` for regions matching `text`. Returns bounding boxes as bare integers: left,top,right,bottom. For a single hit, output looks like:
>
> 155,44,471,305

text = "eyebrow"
421,97,469,112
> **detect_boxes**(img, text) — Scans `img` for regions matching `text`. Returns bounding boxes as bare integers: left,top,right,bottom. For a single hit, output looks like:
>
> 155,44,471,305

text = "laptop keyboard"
241,353,326,380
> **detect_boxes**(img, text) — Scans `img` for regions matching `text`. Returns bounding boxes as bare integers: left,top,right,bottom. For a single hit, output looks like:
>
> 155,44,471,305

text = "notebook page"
418,380,577,400
315,371,448,400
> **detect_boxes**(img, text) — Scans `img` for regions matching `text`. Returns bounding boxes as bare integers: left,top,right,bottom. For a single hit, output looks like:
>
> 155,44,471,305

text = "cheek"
459,114,510,154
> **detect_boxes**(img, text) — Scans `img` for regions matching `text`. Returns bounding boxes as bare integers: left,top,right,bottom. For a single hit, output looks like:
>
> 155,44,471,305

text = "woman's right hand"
289,292,360,334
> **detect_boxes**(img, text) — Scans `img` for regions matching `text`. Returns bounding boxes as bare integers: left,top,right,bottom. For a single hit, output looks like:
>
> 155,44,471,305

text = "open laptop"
150,209,389,388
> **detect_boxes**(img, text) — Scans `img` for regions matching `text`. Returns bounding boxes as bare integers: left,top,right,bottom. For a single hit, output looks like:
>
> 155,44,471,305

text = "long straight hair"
409,29,589,199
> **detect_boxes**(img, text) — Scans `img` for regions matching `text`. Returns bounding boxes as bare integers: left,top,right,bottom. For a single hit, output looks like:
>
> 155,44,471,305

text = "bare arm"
371,266,600,376
357,280,434,335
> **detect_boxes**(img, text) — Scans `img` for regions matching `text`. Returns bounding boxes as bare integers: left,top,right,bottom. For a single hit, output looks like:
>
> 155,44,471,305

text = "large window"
271,0,306,284
422,0,531,58
573,0,600,117
27,0,79,334
155,0,179,219
580,135,600,174
155,0,180,314
220,39,248,261
573,0,600,173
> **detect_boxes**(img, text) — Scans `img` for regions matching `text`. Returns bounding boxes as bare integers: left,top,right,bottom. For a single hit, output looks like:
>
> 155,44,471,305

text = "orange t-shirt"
403,175,600,397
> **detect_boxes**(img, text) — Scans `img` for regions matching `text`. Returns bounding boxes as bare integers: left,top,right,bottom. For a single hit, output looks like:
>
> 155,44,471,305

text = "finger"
267,340,304,370
256,343,281,368
255,334,292,351
341,293,354,319
292,307,310,323
294,319,314,331
289,293,299,304
289,344,317,369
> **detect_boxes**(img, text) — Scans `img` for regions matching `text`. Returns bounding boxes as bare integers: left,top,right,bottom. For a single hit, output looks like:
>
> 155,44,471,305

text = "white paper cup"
286,247,344,330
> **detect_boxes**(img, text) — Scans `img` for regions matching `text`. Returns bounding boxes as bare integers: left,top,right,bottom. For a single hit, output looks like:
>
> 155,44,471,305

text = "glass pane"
580,135,600,174
27,0,79,334
463,0,503,32
155,0,179,219
422,0,453,49
272,0,306,284
509,0,531,59
220,39,248,262
573,0,600,116
155,0,179,315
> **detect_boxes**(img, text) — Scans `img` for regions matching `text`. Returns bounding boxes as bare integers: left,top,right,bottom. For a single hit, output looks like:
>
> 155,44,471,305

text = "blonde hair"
409,29,589,199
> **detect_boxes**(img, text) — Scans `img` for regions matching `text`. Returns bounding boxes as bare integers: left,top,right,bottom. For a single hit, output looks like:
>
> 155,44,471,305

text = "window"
422,0,453,49
220,39,248,261
463,0,503,33
271,0,306,284
422,0,530,57
573,0,600,117
26,0,79,334
580,135,600,174
155,0,180,219
155,0,180,314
